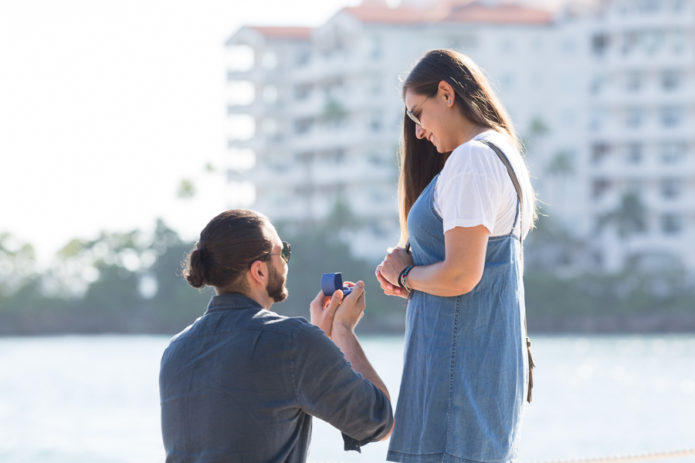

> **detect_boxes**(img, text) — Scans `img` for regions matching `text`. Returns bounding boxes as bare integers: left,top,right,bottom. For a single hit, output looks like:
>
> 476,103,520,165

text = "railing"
523,447,695,463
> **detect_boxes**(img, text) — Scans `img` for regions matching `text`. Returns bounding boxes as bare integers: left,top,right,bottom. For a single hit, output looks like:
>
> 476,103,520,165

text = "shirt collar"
205,293,264,314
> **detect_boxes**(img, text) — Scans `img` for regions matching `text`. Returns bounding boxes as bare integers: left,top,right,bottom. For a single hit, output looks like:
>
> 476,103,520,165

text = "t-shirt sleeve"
291,322,393,452
437,169,499,234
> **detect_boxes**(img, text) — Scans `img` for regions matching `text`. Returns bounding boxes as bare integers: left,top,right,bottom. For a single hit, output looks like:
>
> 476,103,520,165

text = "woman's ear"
438,80,456,107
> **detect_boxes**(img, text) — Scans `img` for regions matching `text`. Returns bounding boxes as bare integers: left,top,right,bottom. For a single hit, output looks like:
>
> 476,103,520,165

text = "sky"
0,0,361,265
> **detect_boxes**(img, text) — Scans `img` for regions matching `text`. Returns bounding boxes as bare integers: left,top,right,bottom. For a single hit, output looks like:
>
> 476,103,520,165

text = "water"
0,335,693,463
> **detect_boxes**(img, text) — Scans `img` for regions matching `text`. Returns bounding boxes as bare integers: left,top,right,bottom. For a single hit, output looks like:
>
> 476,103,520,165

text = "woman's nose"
415,124,426,139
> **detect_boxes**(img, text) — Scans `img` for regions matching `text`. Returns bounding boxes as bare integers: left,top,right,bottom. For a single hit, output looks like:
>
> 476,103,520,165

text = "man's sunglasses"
268,241,291,263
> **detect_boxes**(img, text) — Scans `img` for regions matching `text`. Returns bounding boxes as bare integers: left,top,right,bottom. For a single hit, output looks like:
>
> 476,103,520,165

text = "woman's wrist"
398,265,414,292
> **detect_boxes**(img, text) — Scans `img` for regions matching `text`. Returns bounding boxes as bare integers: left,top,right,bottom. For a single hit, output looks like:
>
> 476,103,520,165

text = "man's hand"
333,281,366,333
310,289,342,339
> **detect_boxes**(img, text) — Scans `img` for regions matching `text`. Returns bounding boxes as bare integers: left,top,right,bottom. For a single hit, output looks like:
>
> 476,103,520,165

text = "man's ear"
248,260,268,287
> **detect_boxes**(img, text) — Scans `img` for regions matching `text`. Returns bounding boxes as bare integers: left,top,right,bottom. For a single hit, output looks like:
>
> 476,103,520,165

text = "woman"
376,49,536,463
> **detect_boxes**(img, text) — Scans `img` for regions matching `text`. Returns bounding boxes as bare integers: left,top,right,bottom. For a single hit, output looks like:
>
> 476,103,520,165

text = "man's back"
159,293,393,463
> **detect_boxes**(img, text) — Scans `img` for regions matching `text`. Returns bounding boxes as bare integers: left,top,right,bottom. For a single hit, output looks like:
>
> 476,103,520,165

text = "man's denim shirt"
159,293,393,463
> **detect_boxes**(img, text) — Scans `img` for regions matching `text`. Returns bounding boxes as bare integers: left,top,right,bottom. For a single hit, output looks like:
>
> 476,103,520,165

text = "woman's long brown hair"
398,49,535,243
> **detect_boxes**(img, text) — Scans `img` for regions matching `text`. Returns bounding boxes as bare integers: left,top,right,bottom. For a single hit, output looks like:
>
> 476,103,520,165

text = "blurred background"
0,0,693,462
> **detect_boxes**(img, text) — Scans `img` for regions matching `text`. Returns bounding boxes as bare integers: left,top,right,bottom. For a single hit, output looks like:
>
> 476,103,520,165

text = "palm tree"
597,191,647,238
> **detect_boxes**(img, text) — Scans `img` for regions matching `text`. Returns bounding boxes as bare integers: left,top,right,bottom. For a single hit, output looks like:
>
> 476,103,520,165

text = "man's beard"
266,264,288,303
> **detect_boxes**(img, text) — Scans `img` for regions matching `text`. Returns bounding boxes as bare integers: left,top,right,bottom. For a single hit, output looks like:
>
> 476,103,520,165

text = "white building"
226,0,588,260
585,0,695,270
225,0,695,271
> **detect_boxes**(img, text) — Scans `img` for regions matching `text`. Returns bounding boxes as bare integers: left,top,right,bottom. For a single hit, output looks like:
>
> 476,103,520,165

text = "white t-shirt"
433,130,533,239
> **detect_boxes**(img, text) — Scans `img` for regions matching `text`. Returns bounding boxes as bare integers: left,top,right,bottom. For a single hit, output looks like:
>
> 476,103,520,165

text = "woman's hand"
375,247,414,298
375,263,409,299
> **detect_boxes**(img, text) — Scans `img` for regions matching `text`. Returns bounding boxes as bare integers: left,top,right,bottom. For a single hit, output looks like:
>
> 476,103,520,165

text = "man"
159,209,394,462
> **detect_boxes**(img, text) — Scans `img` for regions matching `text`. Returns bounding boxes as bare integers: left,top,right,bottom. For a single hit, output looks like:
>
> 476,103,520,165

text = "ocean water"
0,335,693,463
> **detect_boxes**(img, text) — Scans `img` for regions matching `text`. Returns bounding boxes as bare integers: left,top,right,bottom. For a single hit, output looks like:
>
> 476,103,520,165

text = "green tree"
145,219,214,332
177,178,196,199
0,233,37,299
545,150,575,176
321,98,348,124
597,191,647,238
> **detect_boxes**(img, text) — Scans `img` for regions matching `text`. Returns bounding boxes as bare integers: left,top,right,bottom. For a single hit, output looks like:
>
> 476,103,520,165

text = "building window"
591,34,609,56
294,84,311,101
621,32,638,55
660,107,682,127
641,31,662,55
592,179,611,199
370,75,382,95
369,37,382,60
638,0,660,13
295,51,310,66
626,108,644,128
589,75,605,95
626,72,642,92
294,118,312,135
627,143,643,164
660,178,682,199
369,113,383,132
294,151,312,163
661,214,682,235
671,30,686,54
592,143,610,164
660,142,686,164
661,71,681,90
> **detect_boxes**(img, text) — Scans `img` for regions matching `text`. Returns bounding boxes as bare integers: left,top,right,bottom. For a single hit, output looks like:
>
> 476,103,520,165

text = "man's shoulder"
256,311,328,345
163,309,330,359
252,310,311,334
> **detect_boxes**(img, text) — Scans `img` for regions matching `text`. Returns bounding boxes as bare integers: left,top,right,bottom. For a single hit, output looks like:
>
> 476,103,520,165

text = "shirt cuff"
342,432,369,453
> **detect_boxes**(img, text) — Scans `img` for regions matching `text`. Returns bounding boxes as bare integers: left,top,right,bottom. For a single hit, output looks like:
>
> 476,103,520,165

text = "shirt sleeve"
437,170,499,234
291,322,393,452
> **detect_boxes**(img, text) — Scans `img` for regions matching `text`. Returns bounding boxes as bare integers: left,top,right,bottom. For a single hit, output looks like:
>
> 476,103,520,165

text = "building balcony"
600,9,695,33
588,119,695,143
643,190,695,212
310,160,396,188
227,67,288,84
595,51,694,71
287,125,384,152
597,87,695,108
252,194,310,222
589,155,695,179
291,55,375,83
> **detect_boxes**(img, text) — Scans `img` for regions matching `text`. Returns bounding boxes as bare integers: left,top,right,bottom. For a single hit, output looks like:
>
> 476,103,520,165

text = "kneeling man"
159,209,393,462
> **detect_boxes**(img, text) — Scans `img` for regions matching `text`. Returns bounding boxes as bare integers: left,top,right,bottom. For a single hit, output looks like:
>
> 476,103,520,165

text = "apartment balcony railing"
588,118,695,142
598,87,695,107
601,8,695,32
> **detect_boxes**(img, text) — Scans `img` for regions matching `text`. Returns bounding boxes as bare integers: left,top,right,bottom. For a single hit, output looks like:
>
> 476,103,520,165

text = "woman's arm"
380,225,489,298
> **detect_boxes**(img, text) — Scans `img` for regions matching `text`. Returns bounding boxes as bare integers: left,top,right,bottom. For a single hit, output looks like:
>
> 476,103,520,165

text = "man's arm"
298,281,393,449
330,283,392,439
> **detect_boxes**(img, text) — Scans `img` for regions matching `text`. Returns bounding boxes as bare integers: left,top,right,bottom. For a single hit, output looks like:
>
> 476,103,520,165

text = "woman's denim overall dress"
387,156,529,463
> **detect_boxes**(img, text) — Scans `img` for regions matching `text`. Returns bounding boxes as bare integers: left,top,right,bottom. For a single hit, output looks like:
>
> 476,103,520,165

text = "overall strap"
479,140,524,239
480,139,535,403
